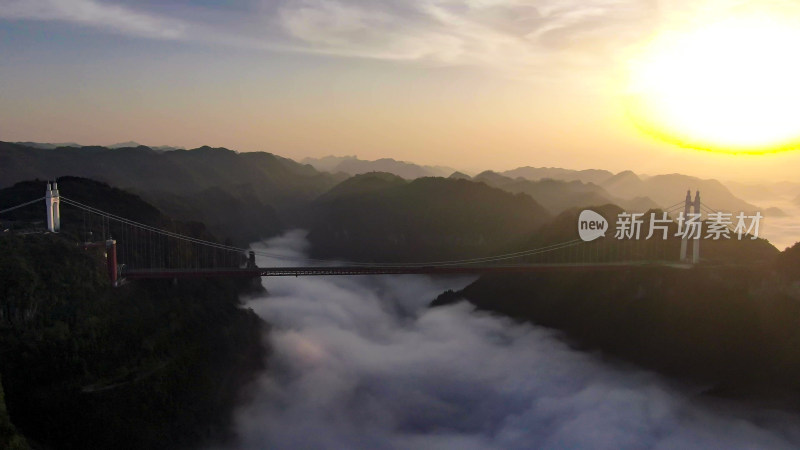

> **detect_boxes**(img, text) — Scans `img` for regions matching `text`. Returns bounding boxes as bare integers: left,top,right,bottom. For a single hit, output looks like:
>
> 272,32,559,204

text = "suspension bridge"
1,183,753,285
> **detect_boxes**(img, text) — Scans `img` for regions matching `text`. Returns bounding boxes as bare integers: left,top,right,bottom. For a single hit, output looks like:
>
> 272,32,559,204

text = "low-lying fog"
226,230,800,449
756,195,800,252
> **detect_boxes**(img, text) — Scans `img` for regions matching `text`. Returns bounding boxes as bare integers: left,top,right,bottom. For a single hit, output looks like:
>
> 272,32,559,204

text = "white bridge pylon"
45,181,61,233
678,190,701,264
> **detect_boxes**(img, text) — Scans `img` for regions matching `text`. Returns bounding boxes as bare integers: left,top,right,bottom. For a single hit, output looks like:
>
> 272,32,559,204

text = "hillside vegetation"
0,179,265,449
307,174,552,262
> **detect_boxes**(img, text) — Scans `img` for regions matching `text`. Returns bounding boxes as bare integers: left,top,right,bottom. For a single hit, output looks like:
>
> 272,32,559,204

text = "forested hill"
0,179,266,450
307,174,552,262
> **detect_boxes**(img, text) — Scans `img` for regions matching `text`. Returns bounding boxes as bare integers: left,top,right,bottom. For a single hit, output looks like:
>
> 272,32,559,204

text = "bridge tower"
679,190,691,262
246,250,257,269
45,181,61,232
678,190,702,264
692,190,701,264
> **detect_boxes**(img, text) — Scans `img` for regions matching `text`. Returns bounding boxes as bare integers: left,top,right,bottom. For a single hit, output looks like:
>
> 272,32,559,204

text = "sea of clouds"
225,230,800,450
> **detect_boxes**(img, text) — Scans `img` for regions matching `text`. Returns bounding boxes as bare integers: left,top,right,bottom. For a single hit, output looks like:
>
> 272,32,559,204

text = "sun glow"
626,11,800,153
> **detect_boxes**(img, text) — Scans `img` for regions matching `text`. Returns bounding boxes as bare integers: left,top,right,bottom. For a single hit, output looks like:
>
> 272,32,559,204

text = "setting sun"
626,13,800,153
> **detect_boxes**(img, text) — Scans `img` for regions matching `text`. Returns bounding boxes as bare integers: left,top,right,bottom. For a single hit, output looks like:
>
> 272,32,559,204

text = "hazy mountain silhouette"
473,171,657,214
765,207,788,217
601,170,641,194
108,141,184,152
448,171,472,180
502,166,756,214
600,172,757,213
302,155,456,179
502,166,614,184
726,182,782,202
299,155,358,172
13,141,81,149
727,181,800,202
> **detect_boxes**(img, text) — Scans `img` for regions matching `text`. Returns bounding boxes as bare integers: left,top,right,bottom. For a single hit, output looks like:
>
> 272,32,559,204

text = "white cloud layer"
226,231,800,450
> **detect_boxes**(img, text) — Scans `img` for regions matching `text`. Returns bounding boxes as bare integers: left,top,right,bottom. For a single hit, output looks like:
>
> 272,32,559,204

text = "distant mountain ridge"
501,166,614,184
302,155,456,179
448,171,472,180
108,141,185,152
13,141,81,149
599,172,757,214
14,141,185,152
500,165,756,214
473,170,657,215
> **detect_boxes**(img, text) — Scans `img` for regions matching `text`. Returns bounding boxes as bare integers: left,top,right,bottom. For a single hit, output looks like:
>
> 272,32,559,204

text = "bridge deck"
122,262,692,279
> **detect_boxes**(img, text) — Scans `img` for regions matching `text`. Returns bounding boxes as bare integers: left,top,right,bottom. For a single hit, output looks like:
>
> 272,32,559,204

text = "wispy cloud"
0,0,187,39
276,0,659,74
0,0,660,74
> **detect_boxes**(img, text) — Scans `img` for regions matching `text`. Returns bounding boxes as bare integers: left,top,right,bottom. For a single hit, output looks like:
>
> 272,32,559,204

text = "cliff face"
434,264,800,403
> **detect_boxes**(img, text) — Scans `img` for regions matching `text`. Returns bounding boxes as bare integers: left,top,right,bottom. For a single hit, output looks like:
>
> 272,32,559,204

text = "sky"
1,0,800,181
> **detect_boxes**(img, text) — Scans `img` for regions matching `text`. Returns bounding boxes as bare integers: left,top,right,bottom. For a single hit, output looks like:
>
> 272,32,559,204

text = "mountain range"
496,167,757,214
303,154,759,214
0,142,778,253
